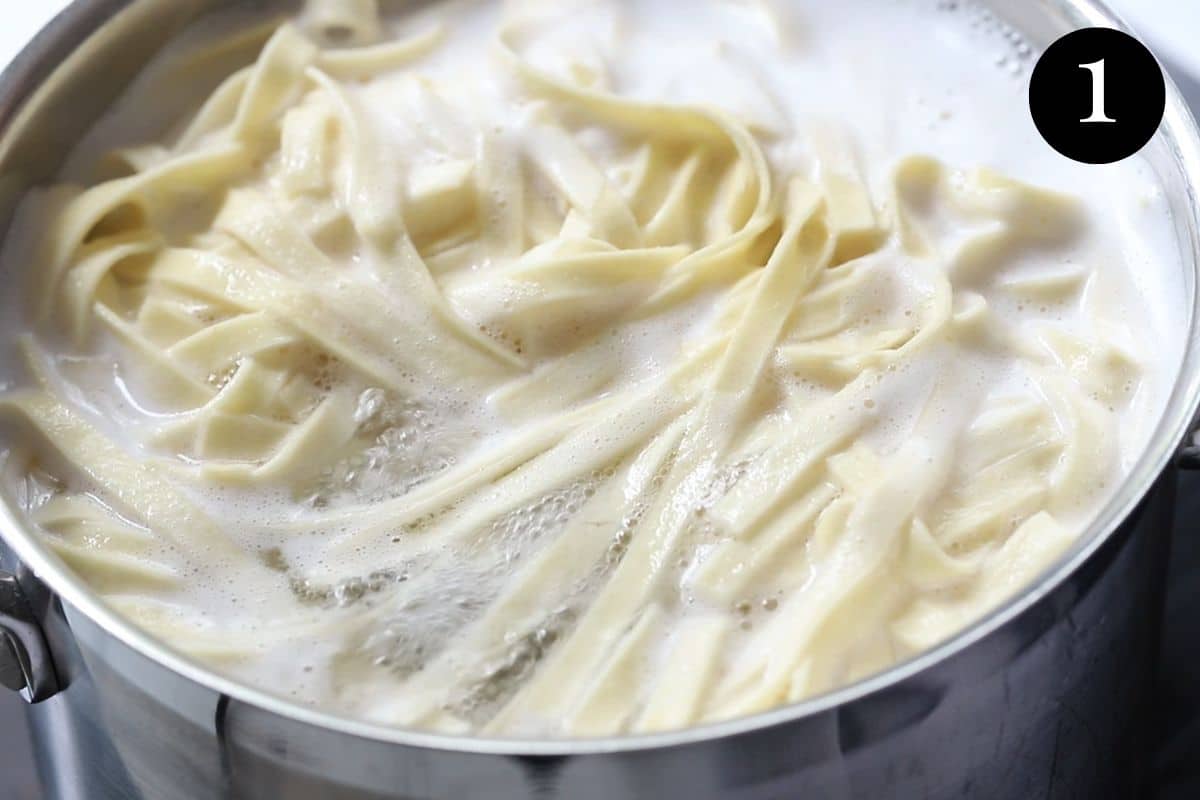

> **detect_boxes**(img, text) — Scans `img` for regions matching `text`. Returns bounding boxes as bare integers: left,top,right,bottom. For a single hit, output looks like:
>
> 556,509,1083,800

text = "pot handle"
0,571,59,702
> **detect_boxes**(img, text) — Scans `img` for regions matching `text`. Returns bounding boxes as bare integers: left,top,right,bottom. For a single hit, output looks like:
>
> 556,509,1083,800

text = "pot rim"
1,0,1199,757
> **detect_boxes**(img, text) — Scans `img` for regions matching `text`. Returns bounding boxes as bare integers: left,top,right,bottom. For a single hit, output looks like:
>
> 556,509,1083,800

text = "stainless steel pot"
2,1,1200,798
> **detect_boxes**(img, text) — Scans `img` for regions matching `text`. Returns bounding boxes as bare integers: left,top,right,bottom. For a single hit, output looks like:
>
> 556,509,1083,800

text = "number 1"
1080,59,1116,123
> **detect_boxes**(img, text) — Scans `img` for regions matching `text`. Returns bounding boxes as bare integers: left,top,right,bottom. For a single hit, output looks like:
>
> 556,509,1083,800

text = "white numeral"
1079,59,1116,123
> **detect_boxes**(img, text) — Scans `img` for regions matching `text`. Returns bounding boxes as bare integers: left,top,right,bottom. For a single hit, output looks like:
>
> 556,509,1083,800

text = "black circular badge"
1029,27,1165,165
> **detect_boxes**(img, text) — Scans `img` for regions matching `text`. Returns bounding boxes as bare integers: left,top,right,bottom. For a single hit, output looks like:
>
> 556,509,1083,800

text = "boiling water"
0,0,1187,736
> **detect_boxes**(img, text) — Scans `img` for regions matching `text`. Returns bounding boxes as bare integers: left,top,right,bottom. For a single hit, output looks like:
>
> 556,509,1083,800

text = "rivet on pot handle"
0,571,60,702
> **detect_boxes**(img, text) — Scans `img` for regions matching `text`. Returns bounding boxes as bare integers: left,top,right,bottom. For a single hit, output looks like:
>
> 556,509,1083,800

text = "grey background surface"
1,34,1199,800
1155,471,1200,800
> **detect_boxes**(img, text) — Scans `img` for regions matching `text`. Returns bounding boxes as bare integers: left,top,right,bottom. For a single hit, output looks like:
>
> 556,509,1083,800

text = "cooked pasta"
0,0,1180,736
